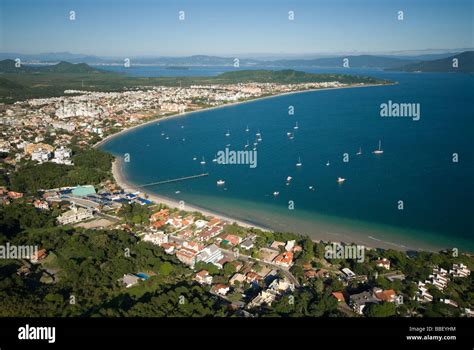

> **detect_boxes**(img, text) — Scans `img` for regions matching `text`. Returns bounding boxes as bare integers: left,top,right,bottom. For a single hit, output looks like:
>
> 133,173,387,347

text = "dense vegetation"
9,147,113,193
0,60,390,103
387,51,474,73
0,213,227,317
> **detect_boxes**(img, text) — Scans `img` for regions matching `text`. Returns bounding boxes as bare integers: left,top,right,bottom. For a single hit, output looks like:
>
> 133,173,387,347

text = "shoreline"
94,82,392,149
112,158,271,232
101,81,437,253
112,158,440,253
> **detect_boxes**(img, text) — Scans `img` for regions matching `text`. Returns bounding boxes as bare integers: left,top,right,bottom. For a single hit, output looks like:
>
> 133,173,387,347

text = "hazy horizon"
1,0,472,57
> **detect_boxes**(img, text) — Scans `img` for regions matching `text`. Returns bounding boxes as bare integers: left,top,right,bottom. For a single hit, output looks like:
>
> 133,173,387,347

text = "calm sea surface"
100,67,474,252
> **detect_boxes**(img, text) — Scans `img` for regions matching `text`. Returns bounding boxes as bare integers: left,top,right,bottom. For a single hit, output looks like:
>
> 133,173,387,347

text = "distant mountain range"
0,50,473,70
387,51,474,73
0,51,472,74
0,60,105,74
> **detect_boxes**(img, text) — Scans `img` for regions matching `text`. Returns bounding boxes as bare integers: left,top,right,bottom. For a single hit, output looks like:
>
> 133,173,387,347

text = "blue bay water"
100,68,474,252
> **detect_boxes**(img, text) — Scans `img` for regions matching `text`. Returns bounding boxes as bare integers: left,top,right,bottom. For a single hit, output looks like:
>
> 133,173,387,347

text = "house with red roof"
273,251,294,268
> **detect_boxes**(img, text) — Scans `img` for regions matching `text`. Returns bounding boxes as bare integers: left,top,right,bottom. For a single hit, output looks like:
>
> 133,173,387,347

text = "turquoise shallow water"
101,69,474,252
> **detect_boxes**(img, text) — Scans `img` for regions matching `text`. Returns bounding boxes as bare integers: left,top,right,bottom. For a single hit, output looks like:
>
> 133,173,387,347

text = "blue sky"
0,0,472,56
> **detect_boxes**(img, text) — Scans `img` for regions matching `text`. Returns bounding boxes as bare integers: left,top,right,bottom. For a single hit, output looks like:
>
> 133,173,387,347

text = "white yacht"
373,140,384,154
296,156,302,167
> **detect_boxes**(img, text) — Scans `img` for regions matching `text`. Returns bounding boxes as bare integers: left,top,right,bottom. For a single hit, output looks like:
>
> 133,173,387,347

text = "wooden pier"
137,173,209,188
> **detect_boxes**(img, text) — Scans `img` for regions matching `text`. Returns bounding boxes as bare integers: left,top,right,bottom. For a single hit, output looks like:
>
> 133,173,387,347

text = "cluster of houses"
416,263,471,307
25,143,73,165
135,205,307,310
0,79,345,165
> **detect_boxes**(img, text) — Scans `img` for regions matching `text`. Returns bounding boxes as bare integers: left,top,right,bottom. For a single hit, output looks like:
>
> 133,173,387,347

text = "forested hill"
387,51,474,73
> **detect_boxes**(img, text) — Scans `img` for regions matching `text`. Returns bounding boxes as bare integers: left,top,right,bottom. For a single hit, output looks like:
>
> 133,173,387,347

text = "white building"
53,146,72,162
57,206,94,225
31,149,51,163
450,263,471,278
142,231,169,246
197,244,224,265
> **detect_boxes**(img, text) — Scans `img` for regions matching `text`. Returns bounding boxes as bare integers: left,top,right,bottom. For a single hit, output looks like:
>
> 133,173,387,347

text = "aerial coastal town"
0,80,472,318
0,80,347,154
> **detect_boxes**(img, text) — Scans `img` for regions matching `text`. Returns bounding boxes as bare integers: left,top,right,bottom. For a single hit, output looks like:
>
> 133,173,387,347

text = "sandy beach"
112,158,271,231
112,158,436,252
99,82,433,252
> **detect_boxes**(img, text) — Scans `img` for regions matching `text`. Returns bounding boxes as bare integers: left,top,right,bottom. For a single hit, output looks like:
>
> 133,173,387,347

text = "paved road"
169,234,300,287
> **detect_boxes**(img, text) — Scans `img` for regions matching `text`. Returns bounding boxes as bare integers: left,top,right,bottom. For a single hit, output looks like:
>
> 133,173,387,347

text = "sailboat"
326,161,330,166
200,157,206,165
356,147,362,155
225,130,230,137
294,121,299,130
296,156,302,167
212,154,218,162
244,139,249,148
373,140,384,154
245,125,249,132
